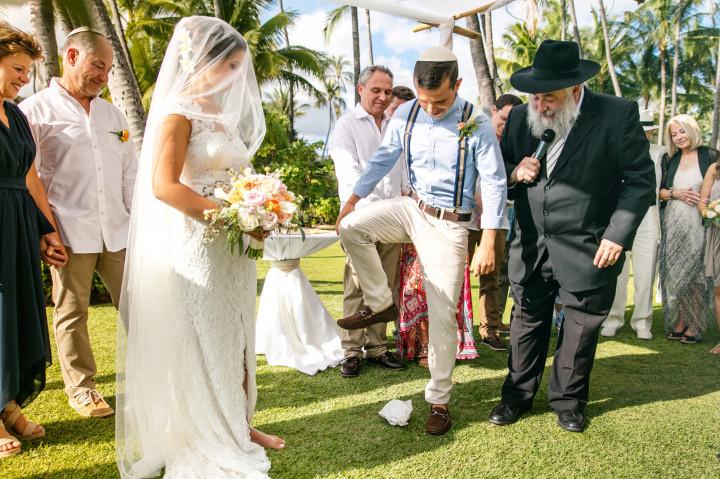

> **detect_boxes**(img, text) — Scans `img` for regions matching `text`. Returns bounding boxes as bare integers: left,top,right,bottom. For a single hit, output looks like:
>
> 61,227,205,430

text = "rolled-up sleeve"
474,121,507,229
353,116,403,198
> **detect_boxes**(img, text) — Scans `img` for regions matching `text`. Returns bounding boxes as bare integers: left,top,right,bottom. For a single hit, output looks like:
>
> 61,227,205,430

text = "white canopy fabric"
327,0,518,48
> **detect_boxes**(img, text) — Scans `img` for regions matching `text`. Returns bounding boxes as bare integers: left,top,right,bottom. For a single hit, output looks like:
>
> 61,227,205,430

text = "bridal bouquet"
203,169,299,259
702,199,720,228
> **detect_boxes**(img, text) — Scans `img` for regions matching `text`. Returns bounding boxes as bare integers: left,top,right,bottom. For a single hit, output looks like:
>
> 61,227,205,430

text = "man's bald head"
61,28,113,100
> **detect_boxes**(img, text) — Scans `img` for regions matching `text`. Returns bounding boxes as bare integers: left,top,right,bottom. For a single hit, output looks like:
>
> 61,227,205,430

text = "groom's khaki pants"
51,247,125,398
340,197,468,404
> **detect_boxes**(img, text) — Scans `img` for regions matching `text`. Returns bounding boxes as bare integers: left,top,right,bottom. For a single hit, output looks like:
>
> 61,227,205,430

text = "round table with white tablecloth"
255,232,343,375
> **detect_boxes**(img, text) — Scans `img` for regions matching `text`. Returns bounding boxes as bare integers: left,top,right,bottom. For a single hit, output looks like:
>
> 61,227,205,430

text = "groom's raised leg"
338,197,413,328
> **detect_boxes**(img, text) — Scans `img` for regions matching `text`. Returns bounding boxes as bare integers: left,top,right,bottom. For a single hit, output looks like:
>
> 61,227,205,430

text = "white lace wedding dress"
118,104,271,479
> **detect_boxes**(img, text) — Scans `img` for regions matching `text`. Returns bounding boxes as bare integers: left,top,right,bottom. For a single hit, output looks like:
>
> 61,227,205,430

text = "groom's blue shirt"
352,95,507,229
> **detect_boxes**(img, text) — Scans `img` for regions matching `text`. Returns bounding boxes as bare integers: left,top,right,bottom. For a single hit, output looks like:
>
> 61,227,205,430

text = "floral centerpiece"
702,199,720,228
203,169,299,259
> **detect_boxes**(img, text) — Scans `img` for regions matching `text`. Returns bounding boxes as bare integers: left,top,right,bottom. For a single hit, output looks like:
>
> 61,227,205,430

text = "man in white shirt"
328,65,405,378
20,28,137,418
601,109,664,340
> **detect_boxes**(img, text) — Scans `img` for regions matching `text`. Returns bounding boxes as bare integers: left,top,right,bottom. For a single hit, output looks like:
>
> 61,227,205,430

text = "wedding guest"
474,93,524,346
602,108,665,340
0,22,67,459
336,47,507,435
20,27,137,417
387,85,415,118
658,114,714,344
698,149,720,354
397,243,479,367
328,65,405,378
489,40,655,433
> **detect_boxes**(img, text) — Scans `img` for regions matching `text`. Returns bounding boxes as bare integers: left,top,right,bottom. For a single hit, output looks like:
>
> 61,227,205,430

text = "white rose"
279,201,297,215
239,213,259,231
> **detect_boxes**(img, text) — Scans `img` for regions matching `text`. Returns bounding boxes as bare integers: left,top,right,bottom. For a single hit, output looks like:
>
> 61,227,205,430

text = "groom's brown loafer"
425,405,451,435
337,305,397,330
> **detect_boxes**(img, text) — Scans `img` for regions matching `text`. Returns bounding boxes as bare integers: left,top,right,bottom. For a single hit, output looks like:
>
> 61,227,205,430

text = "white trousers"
339,197,469,404
604,208,659,333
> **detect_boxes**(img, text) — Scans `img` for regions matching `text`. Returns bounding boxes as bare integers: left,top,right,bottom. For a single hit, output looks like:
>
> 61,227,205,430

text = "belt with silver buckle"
410,192,471,222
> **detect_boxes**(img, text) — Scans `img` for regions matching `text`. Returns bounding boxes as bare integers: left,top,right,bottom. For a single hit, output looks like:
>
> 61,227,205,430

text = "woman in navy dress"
0,22,67,458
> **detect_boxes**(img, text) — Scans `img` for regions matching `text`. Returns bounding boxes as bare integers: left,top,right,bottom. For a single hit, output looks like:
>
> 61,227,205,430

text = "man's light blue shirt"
353,95,507,229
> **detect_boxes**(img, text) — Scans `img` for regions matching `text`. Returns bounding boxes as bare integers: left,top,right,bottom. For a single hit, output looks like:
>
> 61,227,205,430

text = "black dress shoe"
367,351,406,370
556,410,586,432
340,357,361,378
488,402,530,425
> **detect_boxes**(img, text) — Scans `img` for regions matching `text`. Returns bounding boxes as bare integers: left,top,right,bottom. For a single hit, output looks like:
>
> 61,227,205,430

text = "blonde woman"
658,114,714,344
698,149,720,353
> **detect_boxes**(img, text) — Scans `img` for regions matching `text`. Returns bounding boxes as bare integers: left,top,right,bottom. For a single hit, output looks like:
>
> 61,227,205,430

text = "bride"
117,16,284,478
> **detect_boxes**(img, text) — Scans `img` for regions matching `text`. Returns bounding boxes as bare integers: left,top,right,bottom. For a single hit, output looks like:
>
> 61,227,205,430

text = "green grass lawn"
3,242,719,478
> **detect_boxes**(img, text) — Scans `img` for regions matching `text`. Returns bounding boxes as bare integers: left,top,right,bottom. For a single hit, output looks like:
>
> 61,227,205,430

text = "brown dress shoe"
425,405,451,435
337,305,397,330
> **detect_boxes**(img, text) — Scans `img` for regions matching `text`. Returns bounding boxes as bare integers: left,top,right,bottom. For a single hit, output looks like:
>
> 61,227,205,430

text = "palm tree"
568,0,583,56
365,9,374,65
87,0,146,151
319,55,351,159
28,0,59,90
496,22,539,90
126,1,325,105
466,13,495,109
596,0,622,97
669,0,702,118
635,0,675,143
482,12,501,96
265,86,310,120
324,6,362,104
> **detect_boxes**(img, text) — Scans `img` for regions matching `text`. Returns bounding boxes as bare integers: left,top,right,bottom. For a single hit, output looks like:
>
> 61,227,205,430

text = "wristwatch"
668,188,674,199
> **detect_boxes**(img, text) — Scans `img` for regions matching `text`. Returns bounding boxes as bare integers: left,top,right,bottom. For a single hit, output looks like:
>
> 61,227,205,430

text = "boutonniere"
457,118,478,141
110,129,130,142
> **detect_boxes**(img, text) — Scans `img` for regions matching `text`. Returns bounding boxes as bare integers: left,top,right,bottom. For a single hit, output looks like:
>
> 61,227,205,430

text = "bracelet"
668,188,674,200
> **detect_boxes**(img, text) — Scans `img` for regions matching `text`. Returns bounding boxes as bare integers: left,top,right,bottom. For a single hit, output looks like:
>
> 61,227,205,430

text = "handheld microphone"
532,129,556,160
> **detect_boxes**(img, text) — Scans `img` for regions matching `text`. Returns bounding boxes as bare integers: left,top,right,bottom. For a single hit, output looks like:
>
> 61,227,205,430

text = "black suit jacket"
501,88,656,292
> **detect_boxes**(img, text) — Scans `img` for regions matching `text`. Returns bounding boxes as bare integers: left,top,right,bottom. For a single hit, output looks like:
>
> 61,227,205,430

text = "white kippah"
417,46,457,62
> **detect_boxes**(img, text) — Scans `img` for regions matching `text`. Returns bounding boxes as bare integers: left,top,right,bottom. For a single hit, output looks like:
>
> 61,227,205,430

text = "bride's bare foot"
250,428,285,450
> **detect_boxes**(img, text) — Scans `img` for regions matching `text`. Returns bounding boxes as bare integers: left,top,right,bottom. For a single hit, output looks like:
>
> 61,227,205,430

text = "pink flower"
244,189,266,207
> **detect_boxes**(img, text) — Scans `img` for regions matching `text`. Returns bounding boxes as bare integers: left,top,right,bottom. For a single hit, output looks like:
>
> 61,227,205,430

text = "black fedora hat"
510,40,600,94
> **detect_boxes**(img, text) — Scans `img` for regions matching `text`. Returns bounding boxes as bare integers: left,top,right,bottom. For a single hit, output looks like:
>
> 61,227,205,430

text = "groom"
335,46,507,435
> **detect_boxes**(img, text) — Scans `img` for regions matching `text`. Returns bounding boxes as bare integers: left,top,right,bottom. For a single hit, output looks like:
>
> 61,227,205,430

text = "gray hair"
61,28,107,55
358,65,393,86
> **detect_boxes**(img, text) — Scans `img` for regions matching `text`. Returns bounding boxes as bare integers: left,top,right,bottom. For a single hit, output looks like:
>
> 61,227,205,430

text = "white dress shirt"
20,79,137,253
328,103,402,209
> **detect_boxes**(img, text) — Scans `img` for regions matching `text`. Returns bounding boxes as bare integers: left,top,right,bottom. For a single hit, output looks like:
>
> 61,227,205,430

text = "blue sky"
4,0,712,141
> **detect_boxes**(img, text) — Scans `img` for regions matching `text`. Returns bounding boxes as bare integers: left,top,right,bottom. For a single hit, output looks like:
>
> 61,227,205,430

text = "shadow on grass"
44,373,116,392
24,462,118,479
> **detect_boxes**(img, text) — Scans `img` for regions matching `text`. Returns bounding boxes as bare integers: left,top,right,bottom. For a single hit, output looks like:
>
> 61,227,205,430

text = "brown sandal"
2,403,45,441
418,345,429,368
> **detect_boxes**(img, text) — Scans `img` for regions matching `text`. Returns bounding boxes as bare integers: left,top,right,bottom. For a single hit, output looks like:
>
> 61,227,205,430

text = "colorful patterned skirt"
396,243,479,360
